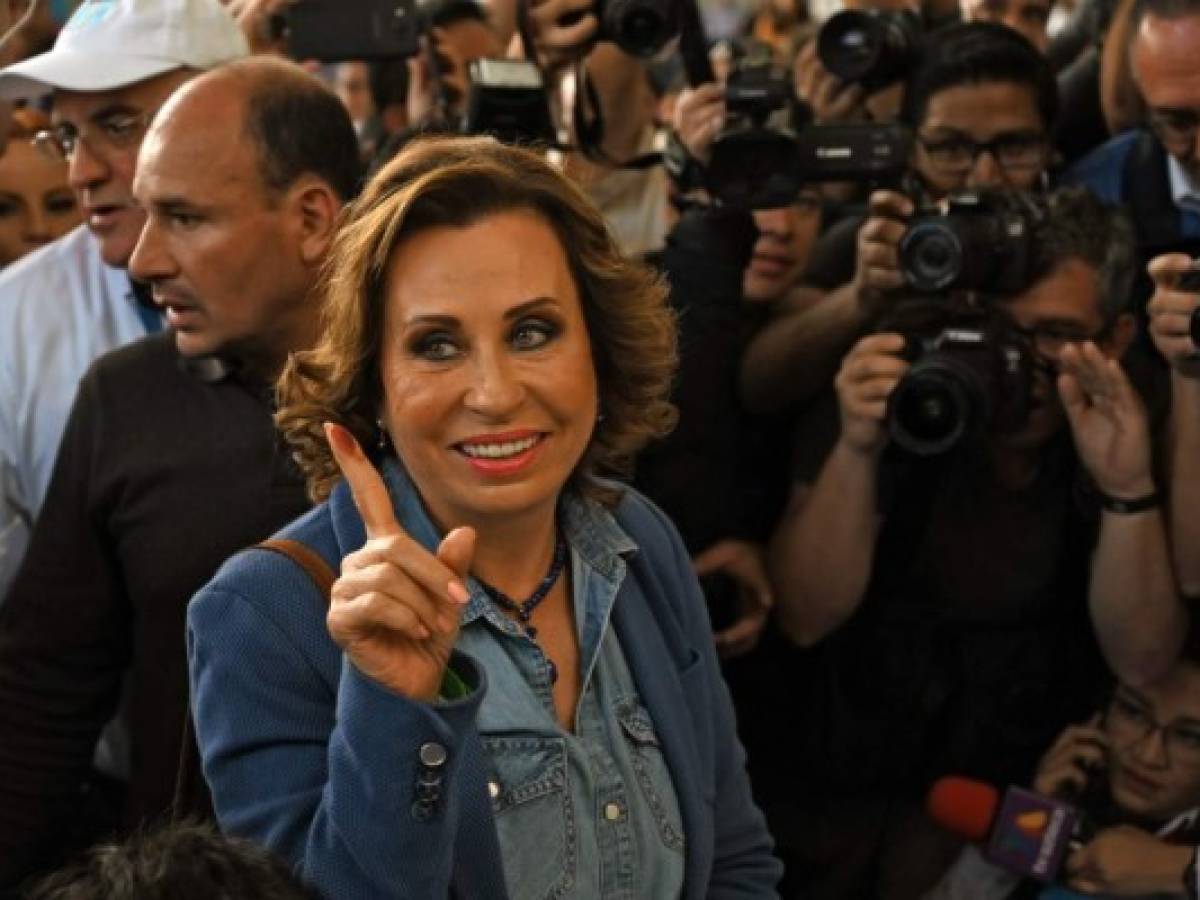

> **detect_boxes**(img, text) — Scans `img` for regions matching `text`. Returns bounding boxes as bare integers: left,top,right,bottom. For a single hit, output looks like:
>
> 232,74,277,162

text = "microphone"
927,776,1095,883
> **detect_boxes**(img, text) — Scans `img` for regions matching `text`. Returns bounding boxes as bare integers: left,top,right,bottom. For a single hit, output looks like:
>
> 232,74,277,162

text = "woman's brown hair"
276,136,677,505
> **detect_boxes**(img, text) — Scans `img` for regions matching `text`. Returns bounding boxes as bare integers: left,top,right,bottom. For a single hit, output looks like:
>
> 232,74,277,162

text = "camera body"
463,59,556,145
594,0,680,57
275,0,421,61
703,55,909,209
881,299,1036,456
817,9,924,94
899,191,1038,294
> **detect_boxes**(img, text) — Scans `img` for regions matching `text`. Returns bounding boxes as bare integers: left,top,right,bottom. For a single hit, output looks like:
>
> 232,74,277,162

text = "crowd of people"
0,0,1199,897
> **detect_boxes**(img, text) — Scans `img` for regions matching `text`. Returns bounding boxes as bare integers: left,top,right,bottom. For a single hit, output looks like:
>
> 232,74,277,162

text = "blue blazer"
187,474,782,899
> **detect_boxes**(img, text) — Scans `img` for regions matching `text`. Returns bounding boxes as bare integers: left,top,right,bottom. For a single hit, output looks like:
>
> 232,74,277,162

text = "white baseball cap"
0,0,250,100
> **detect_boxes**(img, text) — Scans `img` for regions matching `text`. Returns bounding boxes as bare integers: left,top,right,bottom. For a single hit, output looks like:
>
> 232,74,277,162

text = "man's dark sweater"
0,331,311,889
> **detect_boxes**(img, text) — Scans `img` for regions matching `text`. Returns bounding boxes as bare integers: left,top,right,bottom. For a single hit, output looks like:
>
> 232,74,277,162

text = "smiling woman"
186,136,782,900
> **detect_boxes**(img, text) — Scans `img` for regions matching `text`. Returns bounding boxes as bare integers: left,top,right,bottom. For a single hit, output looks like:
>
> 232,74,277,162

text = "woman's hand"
1065,826,1195,896
325,423,475,701
1032,714,1109,798
835,332,909,455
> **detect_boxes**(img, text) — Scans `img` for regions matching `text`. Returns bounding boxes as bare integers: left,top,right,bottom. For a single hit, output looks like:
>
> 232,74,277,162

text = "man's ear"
1101,312,1138,360
289,177,343,266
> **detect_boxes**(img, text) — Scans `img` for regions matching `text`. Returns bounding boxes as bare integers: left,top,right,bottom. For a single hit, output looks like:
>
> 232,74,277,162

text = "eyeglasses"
1108,690,1200,767
1013,321,1111,366
1146,107,1200,149
916,131,1048,175
33,109,154,164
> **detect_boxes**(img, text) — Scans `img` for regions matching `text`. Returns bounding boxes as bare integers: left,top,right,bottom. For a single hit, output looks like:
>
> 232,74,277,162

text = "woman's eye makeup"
0,195,20,218
510,317,560,350
411,331,461,360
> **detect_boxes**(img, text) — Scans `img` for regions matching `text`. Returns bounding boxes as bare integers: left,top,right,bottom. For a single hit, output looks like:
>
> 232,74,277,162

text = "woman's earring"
376,418,390,452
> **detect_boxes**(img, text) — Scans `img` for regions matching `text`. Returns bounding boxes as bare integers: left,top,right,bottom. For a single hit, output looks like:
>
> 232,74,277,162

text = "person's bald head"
130,57,360,374
145,56,361,206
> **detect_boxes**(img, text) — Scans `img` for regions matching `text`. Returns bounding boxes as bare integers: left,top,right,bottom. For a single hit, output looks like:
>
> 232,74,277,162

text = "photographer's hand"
673,82,725,166
1032,714,1109,799
525,0,598,72
853,190,913,314
835,332,908,456
792,39,867,125
1065,827,1194,896
222,0,296,56
1148,253,1200,379
693,539,774,659
1059,342,1154,500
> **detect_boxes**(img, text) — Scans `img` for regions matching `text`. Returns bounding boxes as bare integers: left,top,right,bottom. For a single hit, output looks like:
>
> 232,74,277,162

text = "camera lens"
817,11,881,82
887,353,988,456
899,222,964,293
606,0,672,56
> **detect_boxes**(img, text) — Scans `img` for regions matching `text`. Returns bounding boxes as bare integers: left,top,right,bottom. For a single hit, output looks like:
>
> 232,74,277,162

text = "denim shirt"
395,470,686,899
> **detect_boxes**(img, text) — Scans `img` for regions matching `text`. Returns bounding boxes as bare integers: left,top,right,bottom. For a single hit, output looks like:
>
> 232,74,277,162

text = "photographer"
927,630,1200,899
761,188,1186,900
632,78,823,658
742,22,1057,415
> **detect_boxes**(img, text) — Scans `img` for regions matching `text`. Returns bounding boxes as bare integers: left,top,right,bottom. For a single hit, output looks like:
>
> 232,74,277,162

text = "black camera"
463,59,556,145
274,0,421,61
594,0,681,57
702,56,909,209
817,9,924,93
899,192,1038,294
883,300,1036,456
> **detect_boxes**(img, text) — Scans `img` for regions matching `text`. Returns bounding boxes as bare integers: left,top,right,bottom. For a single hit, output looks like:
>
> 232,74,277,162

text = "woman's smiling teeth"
458,435,541,459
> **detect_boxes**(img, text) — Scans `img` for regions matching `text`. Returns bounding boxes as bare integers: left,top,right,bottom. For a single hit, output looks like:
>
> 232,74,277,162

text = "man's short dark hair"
901,22,1058,132
26,823,320,900
220,57,362,204
1029,186,1135,320
425,0,491,29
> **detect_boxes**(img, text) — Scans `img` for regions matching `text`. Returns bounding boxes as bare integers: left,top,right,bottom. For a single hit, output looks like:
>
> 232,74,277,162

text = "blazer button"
420,742,448,768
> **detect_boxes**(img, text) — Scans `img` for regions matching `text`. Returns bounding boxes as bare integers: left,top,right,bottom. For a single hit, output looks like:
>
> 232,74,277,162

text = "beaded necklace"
476,532,568,684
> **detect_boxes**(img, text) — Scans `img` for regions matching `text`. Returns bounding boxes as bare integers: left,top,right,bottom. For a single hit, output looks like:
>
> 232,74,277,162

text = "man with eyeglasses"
741,22,1057,416
759,187,1186,900
0,0,247,603
1068,0,1200,328
927,629,1200,899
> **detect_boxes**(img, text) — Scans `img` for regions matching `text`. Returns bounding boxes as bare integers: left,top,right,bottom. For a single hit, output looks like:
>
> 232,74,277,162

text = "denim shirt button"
603,802,623,821
488,779,501,799
411,800,434,821
419,741,448,768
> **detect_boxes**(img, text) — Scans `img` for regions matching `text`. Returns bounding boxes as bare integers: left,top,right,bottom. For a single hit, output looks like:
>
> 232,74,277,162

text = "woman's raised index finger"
325,422,403,540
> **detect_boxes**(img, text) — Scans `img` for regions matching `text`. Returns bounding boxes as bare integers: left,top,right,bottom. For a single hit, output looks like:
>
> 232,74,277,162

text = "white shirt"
0,225,154,601
1168,155,1200,218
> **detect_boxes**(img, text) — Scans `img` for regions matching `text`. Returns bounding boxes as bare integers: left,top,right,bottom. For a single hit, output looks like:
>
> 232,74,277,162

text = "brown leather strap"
257,538,336,600
173,537,338,826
